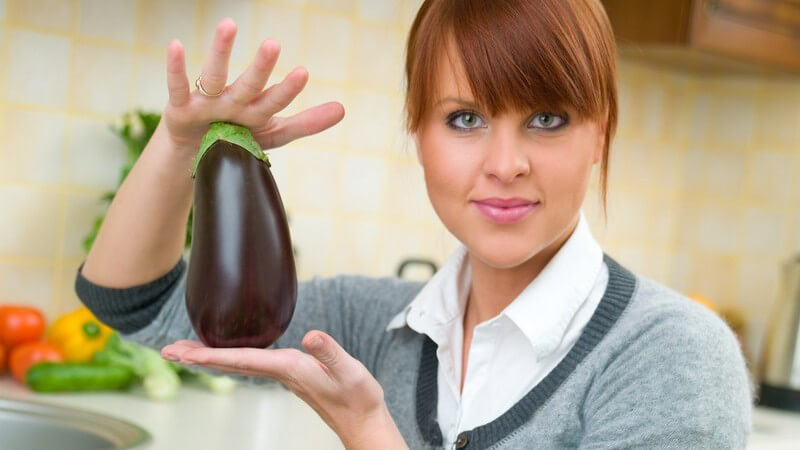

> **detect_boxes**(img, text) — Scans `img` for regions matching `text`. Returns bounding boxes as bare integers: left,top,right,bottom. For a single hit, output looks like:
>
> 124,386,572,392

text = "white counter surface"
2,376,799,449
0,376,342,450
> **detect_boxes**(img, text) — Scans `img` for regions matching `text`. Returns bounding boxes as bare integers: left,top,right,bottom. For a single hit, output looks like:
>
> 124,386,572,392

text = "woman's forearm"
81,122,195,287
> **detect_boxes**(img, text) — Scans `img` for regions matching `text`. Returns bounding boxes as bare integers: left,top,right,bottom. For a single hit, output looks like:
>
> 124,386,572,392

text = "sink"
0,397,150,449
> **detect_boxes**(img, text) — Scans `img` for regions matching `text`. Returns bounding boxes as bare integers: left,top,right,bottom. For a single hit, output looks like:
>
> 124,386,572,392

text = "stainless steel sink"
0,397,150,449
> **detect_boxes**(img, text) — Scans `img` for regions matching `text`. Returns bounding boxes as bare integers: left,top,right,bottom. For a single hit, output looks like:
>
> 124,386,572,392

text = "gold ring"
195,74,224,97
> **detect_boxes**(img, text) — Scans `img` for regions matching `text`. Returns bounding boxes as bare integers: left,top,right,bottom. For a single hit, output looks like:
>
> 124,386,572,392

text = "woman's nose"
482,131,531,184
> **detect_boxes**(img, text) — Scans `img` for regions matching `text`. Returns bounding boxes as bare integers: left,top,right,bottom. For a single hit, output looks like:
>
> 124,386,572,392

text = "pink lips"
471,198,539,224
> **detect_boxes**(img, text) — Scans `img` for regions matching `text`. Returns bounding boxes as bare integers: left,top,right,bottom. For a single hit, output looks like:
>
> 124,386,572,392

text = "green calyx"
192,122,269,177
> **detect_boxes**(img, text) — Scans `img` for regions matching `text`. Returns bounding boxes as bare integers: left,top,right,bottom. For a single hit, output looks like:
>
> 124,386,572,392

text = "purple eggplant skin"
186,141,297,348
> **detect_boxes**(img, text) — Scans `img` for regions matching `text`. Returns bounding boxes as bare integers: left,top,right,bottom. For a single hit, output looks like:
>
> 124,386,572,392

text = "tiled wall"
0,0,798,362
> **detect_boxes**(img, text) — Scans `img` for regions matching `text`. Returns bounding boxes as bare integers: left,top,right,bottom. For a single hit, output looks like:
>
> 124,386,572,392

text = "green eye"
530,112,566,130
448,111,486,130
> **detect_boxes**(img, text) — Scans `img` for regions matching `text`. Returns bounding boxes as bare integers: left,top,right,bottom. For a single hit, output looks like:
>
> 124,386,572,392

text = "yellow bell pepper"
48,307,113,362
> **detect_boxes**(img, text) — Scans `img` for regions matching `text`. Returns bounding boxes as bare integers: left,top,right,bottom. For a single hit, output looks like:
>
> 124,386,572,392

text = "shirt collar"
502,212,603,357
385,246,470,339
386,213,603,359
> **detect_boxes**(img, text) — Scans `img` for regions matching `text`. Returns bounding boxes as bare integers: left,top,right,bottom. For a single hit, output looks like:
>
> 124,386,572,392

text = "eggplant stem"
193,122,269,177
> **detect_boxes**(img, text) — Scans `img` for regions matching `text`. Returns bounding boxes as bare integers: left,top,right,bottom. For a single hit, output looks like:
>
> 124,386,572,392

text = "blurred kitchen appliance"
396,258,438,281
758,254,800,412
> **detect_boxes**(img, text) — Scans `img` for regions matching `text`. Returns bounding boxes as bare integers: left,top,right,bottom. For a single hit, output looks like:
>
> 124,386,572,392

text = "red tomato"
10,341,63,383
0,344,6,374
0,305,46,348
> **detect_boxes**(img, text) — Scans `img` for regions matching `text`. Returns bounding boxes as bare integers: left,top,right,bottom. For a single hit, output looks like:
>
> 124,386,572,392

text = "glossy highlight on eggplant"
186,126,297,348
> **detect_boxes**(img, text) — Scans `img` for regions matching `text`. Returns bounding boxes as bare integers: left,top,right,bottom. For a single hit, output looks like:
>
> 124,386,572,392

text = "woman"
77,1,752,448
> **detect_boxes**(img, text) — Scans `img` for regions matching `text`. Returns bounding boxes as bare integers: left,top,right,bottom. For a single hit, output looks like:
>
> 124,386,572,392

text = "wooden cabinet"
602,0,800,74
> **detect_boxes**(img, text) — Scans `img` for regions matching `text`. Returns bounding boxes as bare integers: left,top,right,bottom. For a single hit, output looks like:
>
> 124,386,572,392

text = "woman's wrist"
341,406,408,450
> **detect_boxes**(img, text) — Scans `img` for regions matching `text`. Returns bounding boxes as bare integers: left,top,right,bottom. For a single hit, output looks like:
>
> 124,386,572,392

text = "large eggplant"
186,122,297,348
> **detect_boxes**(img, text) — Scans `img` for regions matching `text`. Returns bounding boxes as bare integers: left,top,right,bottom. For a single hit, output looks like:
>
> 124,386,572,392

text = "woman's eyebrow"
435,96,479,109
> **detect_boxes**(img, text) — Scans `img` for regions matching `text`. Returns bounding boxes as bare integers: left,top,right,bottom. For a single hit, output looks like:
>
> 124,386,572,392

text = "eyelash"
445,110,569,132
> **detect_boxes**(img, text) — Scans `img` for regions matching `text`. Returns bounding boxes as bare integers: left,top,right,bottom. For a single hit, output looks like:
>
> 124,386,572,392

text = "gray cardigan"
76,255,752,449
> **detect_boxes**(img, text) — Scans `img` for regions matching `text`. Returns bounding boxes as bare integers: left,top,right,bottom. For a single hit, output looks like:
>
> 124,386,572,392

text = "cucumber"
26,362,135,392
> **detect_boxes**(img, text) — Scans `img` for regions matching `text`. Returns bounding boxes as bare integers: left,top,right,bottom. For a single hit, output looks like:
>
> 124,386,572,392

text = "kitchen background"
0,0,798,375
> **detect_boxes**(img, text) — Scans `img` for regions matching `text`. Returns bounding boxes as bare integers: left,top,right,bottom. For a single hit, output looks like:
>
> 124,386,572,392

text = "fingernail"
311,335,324,349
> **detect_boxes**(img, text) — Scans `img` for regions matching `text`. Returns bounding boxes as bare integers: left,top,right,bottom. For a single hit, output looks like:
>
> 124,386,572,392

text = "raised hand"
162,18,345,154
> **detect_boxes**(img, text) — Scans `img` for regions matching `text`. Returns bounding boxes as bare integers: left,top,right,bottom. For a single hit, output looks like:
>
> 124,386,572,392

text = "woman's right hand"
162,18,345,154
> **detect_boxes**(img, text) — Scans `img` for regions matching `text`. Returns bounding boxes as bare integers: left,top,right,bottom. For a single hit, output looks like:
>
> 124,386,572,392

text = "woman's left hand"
161,331,408,450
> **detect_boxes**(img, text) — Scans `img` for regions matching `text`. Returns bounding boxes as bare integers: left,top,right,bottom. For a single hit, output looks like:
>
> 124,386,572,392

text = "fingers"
250,66,309,116
302,331,349,377
254,101,345,149
228,40,281,105
177,346,302,380
166,40,190,107
198,18,237,95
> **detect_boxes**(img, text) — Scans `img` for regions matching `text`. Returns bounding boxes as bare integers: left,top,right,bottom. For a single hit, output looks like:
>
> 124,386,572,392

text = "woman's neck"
465,218,580,326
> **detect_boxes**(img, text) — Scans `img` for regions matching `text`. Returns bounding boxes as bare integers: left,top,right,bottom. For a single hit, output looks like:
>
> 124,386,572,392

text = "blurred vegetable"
48,307,113,362
93,333,180,400
10,342,63,383
26,362,134,392
83,111,193,253
185,370,237,395
0,344,6,373
0,305,46,348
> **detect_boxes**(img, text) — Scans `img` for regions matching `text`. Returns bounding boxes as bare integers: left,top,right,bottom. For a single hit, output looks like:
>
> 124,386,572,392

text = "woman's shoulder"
622,274,734,342
605,272,749,378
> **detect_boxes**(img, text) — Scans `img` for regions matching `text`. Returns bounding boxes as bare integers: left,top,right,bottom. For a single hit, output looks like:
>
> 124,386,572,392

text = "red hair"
405,0,618,210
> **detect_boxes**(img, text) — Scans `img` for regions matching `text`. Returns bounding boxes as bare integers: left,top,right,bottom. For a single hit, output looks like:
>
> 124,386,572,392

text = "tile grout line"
49,0,81,318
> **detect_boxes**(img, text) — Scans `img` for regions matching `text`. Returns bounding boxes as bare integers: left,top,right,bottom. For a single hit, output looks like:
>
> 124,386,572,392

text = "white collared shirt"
386,213,608,448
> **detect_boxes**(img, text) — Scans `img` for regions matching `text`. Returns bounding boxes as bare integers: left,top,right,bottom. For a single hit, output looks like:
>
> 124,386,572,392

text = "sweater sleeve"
75,262,420,374
578,303,753,450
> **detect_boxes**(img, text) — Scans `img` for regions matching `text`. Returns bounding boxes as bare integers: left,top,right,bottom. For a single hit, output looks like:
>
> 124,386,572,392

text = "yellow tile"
254,2,306,71
0,0,6,21
290,212,335,278
330,219,379,274
137,0,198,51
753,94,800,149
357,0,400,22
305,12,353,83
71,43,134,115
337,154,386,214
346,89,404,154
56,258,85,315
0,261,54,313
288,146,339,212
62,193,110,261
5,30,71,106
131,51,166,111
400,0,423,28
200,0,255,66
683,147,746,198
308,0,355,14
384,161,438,224
0,109,66,185
352,23,404,92
78,0,137,43
735,256,781,322
0,186,60,259
747,151,800,205
740,207,790,257
8,0,73,32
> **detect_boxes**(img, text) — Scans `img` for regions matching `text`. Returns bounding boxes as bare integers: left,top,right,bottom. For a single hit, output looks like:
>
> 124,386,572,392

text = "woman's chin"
467,241,542,270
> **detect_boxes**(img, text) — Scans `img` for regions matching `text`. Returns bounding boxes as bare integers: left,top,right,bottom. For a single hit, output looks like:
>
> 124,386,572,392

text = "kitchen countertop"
0,376,342,450
2,376,800,449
